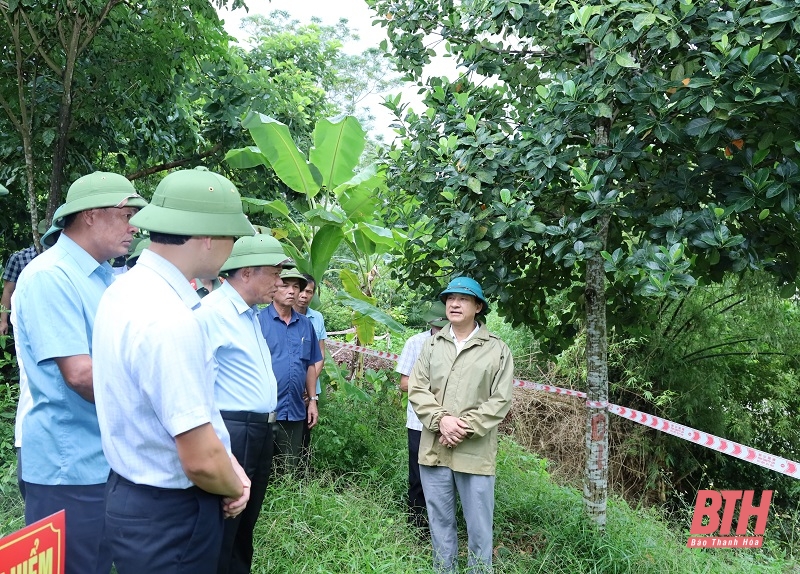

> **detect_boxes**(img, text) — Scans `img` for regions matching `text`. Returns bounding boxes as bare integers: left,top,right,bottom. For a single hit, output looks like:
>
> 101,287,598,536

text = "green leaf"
699,96,715,113
241,111,322,196
333,291,405,332
500,188,512,204
563,80,576,98
466,177,481,194
309,115,366,189
224,146,269,169
759,209,769,220
588,103,612,118
356,222,398,249
685,117,713,137
761,5,797,24
240,197,290,219
310,225,345,283
42,128,56,148
741,45,760,66
465,114,477,132
615,52,638,68
632,13,656,31
779,283,797,298
666,30,681,49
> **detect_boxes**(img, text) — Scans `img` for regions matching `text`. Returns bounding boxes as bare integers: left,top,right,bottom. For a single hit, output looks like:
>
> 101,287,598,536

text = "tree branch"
79,0,124,55
19,8,64,77
685,351,791,364
126,143,223,180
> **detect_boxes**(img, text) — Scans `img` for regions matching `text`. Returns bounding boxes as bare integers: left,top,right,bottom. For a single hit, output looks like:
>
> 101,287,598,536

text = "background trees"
368,0,800,525
0,0,244,243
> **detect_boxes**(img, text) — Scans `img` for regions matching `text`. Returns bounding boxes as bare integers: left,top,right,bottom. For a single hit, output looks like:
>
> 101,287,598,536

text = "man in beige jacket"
409,277,514,574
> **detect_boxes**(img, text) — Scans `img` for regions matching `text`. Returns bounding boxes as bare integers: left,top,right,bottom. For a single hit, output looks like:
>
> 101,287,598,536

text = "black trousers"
25,481,112,574
217,411,274,574
408,428,428,529
105,471,224,574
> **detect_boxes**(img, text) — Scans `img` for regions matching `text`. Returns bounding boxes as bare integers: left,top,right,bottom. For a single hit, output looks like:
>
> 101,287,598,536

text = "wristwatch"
309,395,319,401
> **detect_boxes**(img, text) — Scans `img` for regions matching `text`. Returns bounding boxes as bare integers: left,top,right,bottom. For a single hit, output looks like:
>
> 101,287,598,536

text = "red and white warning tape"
327,339,800,479
606,403,799,479
327,340,400,362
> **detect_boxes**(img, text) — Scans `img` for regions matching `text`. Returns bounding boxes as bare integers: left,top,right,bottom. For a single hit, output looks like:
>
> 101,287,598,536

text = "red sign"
0,510,65,574
687,490,771,548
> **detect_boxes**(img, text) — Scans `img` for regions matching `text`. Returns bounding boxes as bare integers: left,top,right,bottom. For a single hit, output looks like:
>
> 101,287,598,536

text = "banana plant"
226,112,405,348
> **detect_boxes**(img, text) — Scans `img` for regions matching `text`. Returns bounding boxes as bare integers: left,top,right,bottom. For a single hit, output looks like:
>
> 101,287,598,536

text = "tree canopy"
369,0,800,525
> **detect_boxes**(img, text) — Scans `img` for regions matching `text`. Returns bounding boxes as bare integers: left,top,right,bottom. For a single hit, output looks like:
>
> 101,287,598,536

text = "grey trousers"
419,465,496,573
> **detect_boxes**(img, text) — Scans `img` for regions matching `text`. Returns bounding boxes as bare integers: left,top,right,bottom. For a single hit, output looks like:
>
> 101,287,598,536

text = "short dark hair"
301,273,317,292
62,213,78,230
149,232,190,245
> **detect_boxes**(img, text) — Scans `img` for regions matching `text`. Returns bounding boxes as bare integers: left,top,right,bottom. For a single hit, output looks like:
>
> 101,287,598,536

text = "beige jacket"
408,323,514,475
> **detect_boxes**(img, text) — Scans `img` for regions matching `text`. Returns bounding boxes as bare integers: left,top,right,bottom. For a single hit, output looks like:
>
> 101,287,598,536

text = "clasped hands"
438,415,469,449
222,455,251,519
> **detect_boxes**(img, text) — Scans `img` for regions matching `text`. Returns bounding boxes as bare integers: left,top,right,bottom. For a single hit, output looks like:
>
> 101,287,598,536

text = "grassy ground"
0,386,796,573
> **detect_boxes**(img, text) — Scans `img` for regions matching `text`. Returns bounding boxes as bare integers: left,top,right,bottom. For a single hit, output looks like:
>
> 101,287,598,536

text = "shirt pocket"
300,337,313,361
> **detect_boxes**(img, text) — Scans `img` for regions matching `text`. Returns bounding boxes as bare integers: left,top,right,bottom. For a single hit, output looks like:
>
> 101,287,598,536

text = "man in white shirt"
396,301,448,532
93,167,255,574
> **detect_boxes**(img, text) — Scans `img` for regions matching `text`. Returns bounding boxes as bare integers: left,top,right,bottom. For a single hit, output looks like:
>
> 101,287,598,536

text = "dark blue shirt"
260,305,321,421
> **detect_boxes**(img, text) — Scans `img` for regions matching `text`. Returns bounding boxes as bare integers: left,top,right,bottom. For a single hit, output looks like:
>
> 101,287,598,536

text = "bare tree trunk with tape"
584,234,610,528
583,42,611,525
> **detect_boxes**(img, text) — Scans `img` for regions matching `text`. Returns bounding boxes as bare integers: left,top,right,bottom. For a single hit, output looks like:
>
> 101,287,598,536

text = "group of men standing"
5,168,326,574
4,166,514,574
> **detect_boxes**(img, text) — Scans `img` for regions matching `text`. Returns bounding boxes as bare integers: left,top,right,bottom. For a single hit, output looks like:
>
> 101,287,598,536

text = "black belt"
220,410,276,424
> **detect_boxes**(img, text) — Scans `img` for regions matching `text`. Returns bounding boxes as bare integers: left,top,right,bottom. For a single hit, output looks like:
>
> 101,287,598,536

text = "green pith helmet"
54,171,147,226
130,167,255,237
279,268,308,291
40,224,62,249
423,300,449,328
439,276,489,314
220,234,294,273
129,237,150,260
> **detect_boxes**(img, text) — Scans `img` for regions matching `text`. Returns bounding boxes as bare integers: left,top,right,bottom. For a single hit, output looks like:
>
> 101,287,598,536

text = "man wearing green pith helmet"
93,167,255,574
196,233,294,574
14,171,146,574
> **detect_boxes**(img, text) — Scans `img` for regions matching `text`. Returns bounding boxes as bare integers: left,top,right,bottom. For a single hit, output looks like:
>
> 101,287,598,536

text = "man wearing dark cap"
409,277,514,574
13,172,146,574
195,233,292,574
261,268,321,472
93,167,254,574
396,301,449,532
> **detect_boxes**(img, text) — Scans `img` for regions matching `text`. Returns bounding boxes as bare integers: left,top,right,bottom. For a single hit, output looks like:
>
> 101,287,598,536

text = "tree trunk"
583,230,610,528
46,15,83,223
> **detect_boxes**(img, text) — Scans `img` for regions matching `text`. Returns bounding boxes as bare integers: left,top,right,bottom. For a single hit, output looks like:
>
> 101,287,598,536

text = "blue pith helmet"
439,277,489,313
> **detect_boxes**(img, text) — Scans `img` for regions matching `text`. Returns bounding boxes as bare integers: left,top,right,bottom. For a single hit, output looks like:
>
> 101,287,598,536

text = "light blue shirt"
93,250,231,489
195,281,278,413
303,307,327,395
15,234,114,485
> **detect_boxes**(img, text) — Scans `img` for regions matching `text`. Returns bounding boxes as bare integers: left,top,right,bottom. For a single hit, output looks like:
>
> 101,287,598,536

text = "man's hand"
222,455,251,519
438,415,469,448
0,315,8,336
307,399,319,429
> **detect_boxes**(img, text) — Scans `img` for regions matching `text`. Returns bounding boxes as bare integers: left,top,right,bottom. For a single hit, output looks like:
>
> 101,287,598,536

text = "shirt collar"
219,281,256,316
137,250,202,310
449,322,480,344
267,303,298,323
56,233,113,278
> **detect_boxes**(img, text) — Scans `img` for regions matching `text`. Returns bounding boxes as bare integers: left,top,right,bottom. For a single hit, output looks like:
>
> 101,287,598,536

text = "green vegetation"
0,368,797,571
